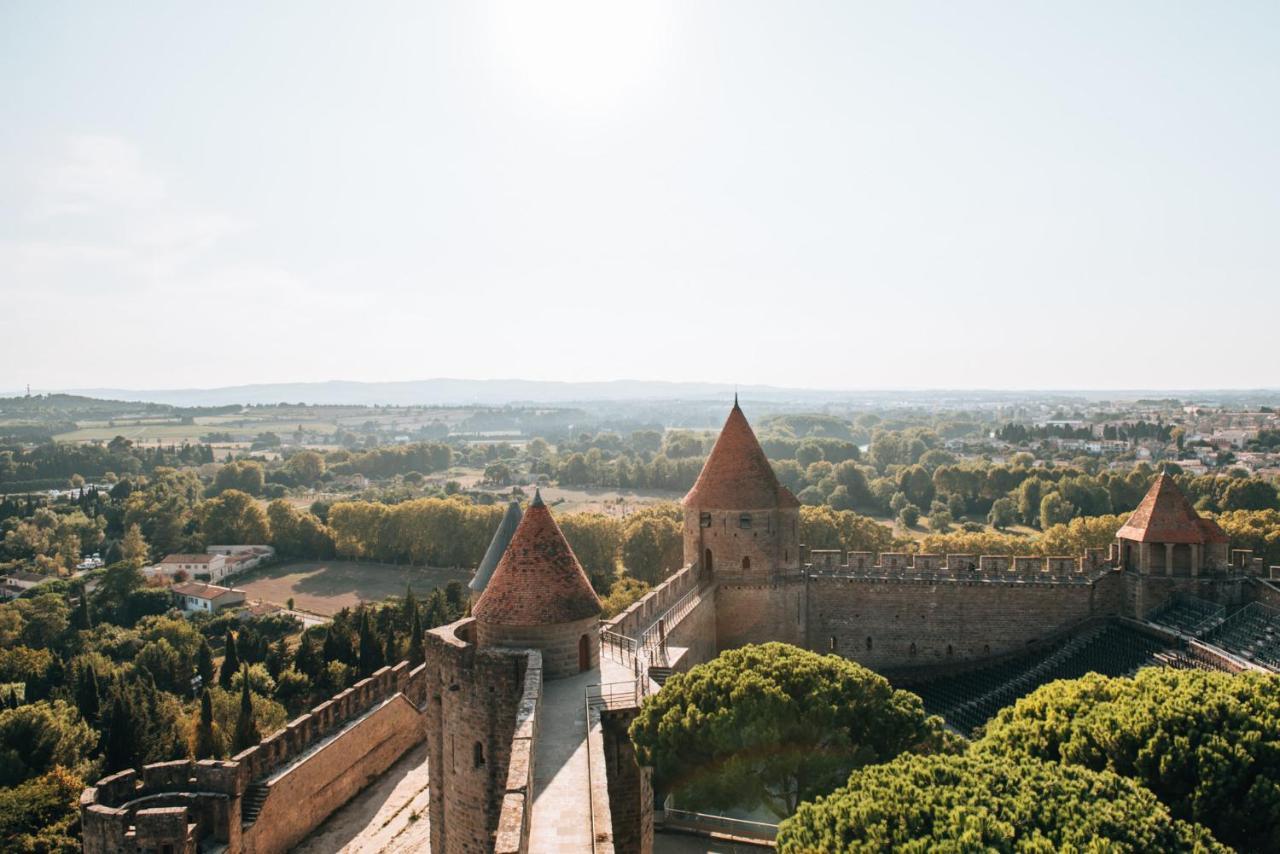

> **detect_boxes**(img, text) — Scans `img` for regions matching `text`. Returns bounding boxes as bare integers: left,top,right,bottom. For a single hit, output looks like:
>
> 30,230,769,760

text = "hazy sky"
2,1,1277,392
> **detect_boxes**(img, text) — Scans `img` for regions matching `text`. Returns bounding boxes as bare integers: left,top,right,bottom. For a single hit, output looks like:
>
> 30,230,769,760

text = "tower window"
739,514,752,529
700,512,712,528
866,636,873,651
741,556,750,570
473,742,485,768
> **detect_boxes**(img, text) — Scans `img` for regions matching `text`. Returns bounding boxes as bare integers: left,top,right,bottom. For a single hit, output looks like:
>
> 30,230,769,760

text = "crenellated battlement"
805,547,1114,584
80,659,429,854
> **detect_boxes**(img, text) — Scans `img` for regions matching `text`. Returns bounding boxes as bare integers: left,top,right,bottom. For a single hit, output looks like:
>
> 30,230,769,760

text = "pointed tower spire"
683,401,798,510
473,493,601,626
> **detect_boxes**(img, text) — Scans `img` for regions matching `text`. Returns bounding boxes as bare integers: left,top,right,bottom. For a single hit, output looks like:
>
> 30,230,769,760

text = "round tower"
682,397,801,581
472,489,603,678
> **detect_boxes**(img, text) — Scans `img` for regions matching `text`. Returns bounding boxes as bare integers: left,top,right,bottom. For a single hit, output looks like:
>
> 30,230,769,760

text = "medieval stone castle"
81,402,1280,853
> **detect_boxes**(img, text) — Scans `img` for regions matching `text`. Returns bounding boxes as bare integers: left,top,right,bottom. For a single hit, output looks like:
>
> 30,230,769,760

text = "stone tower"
682,399,805,647
472,489,603,678
1115,474,1230,577
470,499,523,606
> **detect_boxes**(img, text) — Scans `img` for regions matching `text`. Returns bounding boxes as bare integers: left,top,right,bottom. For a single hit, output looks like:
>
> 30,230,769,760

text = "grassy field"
234,559,471,616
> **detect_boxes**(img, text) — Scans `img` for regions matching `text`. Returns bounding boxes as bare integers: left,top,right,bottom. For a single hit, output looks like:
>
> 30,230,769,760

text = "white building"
160,553,229,582
171,582,246,614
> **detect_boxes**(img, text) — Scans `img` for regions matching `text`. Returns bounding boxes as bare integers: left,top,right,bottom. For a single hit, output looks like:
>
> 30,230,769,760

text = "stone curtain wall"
81,661,429,854
425,618,543,854
716,579,807,650
243,693,426,852
807,577,1105,670
603,563,702,640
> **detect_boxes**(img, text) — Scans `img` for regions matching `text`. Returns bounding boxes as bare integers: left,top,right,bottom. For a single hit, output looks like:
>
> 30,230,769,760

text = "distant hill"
54,379,831,407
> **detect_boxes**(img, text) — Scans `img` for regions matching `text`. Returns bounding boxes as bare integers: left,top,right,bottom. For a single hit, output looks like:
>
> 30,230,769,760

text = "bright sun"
486,1,675,113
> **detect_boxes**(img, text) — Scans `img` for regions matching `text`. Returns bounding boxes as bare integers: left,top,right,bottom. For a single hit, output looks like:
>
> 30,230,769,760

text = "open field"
234,559,471,616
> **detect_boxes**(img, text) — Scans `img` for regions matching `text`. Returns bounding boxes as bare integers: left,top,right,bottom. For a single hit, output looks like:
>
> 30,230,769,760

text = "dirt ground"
234,559,471,616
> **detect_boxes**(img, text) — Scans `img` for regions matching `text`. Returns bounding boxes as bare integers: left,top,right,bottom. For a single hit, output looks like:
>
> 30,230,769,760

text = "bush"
778,752,1225,852
976,668,1280,852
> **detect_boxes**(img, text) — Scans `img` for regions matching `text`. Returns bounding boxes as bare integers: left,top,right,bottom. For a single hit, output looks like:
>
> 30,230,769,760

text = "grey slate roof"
470,500,524,593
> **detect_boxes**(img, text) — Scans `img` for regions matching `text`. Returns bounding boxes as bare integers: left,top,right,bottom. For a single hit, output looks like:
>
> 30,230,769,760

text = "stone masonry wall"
600,708,653,854
477,614,598,680
604,563,701,641
716,578,806,650
806,575,1107,670
426,618,542,854
242,692,425,852
683,507,801,581
81,660,428,854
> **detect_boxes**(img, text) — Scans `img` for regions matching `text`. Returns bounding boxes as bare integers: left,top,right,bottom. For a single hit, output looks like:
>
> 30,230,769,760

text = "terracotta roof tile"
473,491,601,626
682,401,799,510
1115,474,1229,544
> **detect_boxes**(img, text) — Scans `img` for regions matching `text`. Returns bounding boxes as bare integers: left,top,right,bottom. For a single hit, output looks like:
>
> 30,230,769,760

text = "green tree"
357,610,384,677
0,766,84,853
1038,491,1075,528
986,496,1018,530
285,451,326,486
232,669,262,753
977,668,1280,852
0,700,97,787
195,689,222,759
621,513,682,585
1221,477,1280,512
212,460,265,496
630,643,956,819
119,523,149,568
196,638,215,689
198,490,270,545
778,752,1224,853
896,503,920,528
407,607,425,666
220,630,240,690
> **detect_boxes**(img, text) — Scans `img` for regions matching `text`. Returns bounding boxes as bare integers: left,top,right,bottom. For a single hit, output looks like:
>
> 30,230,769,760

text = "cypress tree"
104,692,135,772
77,664,101,725
195,689,221,759
400,585,418,630
197,639,215,689
220,630,240,689
232,667,261,753
357,610,384,677
73,587,92,631
425,590,450,629
294,634,319,678
408,607,425,666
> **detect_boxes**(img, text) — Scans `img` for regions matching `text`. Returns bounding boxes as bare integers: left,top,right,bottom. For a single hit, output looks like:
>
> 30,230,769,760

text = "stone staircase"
241,783,269,828
648,666,674,687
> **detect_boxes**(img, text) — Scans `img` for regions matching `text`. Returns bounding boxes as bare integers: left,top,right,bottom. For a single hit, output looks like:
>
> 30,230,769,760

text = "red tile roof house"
171,582,247,614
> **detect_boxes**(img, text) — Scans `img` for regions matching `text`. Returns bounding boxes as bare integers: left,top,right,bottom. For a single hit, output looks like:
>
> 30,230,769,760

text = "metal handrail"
661,807,778,841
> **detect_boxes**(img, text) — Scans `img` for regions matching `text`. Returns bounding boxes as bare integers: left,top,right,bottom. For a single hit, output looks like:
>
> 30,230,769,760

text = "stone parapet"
80,651,431,854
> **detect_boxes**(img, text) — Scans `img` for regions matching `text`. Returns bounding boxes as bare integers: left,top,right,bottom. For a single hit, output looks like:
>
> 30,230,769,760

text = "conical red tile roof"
473,490,602,626
682,401,799,510
1115,474,1228,544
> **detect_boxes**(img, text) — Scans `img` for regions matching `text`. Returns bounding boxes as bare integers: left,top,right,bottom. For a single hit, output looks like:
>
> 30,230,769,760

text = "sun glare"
486,1,674,113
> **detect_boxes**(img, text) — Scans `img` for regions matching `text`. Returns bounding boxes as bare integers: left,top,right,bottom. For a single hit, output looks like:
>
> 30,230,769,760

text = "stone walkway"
528,653,636,852
293,742,432,853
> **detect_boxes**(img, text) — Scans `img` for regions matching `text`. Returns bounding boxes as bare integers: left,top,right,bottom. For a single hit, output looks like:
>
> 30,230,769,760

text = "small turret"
473,489,602,677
